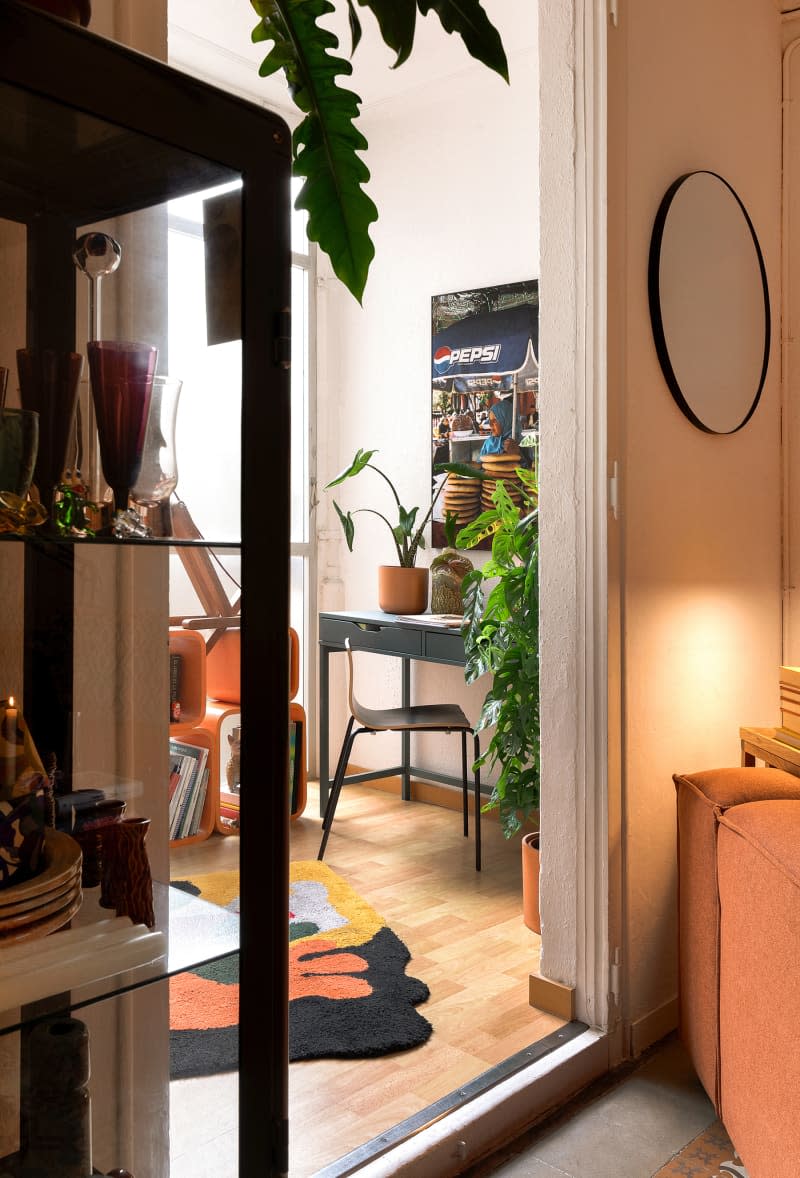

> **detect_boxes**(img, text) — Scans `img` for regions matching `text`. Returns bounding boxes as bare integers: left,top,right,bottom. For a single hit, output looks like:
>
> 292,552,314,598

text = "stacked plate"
479,453,524,509
443,471,481,527
0,830,82,945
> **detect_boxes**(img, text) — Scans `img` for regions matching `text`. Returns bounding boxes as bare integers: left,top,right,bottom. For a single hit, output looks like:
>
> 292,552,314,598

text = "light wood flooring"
169,781,564,1177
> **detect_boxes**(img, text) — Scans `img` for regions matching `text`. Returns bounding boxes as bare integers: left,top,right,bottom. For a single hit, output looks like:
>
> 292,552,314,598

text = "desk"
740,726,800,775
318,609,468,812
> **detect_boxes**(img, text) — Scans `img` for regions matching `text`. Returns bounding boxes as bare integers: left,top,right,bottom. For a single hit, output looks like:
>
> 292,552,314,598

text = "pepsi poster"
431,280,539,551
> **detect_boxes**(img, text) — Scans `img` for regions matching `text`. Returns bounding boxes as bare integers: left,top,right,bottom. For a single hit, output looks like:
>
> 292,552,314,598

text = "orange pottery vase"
522,831,541,933
377,565,429,615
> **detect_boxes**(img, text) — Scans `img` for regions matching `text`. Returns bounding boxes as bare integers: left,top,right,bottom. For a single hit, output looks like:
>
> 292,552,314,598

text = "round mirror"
648,171,770,434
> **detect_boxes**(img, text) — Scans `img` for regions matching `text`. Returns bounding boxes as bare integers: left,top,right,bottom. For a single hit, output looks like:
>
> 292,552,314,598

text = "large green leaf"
252,0,378,302
419,0,508,81
355,0,418,66
252,0,507,301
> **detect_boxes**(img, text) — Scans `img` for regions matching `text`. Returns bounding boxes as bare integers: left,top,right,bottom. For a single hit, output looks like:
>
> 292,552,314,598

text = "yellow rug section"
290,860,384,949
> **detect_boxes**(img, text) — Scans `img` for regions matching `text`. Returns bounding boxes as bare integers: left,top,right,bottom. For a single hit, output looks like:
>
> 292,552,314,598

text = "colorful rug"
653,1119,746,1177
169,861,432,1079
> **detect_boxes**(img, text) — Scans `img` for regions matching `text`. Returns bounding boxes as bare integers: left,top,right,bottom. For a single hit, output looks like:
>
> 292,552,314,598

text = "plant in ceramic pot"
430,512,474,614
326,447,477,614
456,465,540,926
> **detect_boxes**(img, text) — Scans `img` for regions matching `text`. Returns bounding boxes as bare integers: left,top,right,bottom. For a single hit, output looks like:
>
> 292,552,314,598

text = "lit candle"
2,696,18,789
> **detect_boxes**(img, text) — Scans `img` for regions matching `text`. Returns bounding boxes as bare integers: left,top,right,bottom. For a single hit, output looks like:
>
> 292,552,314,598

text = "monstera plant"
456,467,540,839
250,0,508,301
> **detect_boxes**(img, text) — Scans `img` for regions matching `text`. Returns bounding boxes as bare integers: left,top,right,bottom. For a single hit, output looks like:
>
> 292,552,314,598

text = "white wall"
316,10,540,787
608,0,783,1051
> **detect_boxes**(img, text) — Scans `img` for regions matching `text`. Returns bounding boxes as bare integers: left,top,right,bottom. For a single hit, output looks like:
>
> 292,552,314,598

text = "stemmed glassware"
86,340,158,524
16,348,83,525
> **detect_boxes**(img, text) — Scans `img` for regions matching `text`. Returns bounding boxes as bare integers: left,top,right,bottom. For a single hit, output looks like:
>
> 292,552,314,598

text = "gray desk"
318,609,468,812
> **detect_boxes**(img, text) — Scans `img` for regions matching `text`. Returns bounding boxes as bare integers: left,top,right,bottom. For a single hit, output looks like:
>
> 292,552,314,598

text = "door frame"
344,1,622,1172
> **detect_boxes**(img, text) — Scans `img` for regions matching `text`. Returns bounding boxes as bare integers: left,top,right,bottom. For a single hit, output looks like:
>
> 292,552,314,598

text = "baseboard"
529,972,576,1020
344,766,500,820
628,995,679,1058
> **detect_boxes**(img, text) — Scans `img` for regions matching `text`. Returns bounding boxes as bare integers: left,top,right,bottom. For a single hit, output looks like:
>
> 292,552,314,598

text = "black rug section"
290,926,432,1061
171,1023,238,1080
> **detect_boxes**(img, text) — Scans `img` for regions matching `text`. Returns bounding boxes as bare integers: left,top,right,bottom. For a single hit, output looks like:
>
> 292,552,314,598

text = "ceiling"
167,0,537,121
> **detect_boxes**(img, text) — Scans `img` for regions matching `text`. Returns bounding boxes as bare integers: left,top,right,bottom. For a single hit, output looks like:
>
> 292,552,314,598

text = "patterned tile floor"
470,1035,747,1178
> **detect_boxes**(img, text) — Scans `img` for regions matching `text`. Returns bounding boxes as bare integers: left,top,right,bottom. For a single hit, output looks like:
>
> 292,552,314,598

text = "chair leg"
461,730,469,838
318,717,357,860
473,732,481,872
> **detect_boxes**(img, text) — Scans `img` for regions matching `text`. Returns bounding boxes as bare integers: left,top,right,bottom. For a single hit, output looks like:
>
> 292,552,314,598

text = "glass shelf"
0,882,239,1039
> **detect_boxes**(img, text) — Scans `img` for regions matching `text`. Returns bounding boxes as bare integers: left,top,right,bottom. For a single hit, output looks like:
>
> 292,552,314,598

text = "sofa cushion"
674,767,800,1112
718,798,800,889
674,765,800,810
717,799,800,1178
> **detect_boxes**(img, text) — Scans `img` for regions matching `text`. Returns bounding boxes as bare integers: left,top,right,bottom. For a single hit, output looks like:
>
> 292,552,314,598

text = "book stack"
777,666,800,750
168,738,210,840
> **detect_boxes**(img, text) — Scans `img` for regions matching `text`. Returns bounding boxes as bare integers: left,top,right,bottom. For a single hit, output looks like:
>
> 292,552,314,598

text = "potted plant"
325,447,476,614
456,465,541,930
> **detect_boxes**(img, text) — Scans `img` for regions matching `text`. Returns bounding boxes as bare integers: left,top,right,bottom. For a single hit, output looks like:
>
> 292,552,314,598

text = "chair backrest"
344,638,361,720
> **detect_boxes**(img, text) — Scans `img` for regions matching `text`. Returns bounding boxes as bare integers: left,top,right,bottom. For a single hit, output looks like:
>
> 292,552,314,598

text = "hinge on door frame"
608,460,619,520
609,946,622,1011
274,307,291,369
608,0,619,27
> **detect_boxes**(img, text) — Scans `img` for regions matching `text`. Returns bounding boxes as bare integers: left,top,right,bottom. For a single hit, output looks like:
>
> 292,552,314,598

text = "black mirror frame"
647,170,771,435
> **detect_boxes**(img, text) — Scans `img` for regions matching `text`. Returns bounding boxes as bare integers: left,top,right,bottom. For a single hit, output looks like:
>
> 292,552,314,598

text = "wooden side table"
740,726,800,775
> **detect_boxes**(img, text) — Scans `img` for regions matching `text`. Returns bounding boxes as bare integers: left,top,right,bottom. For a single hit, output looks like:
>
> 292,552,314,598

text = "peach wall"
608,0,783,1044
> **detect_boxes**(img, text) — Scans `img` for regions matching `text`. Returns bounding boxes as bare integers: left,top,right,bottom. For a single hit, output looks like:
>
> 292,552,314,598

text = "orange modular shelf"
168,726,216,847
195,701,241,836
168,628,207,734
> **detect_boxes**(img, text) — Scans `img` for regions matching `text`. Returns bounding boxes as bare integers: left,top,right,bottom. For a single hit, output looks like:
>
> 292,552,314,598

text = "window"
167,177,315,712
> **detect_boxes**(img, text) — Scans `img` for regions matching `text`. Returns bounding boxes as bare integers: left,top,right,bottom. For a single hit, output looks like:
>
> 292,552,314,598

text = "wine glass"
16,349,84,524
86,340,158,521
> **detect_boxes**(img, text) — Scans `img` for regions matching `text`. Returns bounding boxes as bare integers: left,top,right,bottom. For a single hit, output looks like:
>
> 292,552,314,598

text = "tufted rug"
169,861,431,1078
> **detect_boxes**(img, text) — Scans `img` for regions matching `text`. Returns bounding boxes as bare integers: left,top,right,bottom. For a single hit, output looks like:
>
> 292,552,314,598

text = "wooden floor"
170,781,564,1177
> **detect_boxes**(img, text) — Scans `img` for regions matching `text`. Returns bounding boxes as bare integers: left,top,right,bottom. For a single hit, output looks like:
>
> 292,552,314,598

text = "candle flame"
7,697,14,708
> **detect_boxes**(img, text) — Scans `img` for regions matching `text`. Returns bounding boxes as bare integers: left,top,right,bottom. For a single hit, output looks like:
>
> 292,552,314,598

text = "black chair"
318,638,482,870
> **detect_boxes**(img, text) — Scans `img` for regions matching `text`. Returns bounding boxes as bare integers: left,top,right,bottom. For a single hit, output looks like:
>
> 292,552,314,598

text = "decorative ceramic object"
430,548,473,614
99,816,155,927
377,565,429,615
522,831,540,933
24,1015,92,1178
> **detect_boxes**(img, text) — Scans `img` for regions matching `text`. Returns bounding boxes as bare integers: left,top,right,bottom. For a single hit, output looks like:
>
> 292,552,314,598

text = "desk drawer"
424,630,465,664
321,617,423,657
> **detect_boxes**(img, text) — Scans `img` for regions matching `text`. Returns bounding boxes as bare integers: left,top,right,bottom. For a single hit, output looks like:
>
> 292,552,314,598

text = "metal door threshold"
313,1020,589,1177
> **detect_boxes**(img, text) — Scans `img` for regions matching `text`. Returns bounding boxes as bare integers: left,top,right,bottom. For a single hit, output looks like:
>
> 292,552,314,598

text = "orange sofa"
675,767,800,1177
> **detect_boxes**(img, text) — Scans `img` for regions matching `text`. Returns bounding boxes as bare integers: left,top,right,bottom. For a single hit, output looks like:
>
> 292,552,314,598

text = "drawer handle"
355,623,382,632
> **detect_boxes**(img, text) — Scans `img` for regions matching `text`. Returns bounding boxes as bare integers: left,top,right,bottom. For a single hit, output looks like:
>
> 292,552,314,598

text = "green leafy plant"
250,0,508,302
326,447,477,566
457,466,539,838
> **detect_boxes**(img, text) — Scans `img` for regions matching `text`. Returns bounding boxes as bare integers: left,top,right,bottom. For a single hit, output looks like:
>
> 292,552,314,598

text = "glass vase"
130,375,183,509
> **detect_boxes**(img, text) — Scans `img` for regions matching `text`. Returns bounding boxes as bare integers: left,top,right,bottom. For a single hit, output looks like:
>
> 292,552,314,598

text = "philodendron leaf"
355,0,418,66
252,0,378,303
418,0,509,82
325,447,377,488
332,500,355,549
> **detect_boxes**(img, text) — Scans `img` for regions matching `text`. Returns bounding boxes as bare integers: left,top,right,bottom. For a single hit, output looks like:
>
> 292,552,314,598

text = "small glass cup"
0,407,39,498
130,376,183,509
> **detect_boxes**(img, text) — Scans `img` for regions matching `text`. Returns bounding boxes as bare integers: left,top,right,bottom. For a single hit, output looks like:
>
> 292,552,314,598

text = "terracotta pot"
22,0,91,24
522,831,541,933
377,565,429,614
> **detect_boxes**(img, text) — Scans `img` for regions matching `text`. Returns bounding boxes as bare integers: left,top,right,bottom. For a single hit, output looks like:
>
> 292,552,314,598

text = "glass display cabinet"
0,4,290,1174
